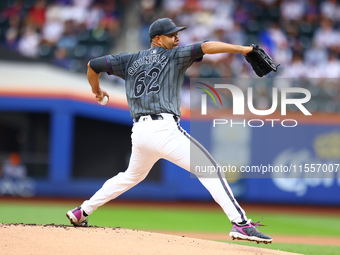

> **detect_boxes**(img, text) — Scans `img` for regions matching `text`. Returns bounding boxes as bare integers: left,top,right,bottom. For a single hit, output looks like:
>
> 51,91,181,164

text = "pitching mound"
1,224,300,255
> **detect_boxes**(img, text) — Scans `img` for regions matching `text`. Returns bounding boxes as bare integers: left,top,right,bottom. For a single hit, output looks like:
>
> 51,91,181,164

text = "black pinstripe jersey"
106,43,204,118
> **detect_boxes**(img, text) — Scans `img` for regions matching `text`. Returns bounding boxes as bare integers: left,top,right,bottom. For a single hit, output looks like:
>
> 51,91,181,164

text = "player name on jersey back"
128,53,168,76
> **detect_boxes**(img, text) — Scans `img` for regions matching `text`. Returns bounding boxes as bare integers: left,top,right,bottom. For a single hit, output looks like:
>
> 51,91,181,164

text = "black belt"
134,114,179,123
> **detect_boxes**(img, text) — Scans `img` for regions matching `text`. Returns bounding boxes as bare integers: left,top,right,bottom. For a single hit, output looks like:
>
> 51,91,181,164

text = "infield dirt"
0,223,301,255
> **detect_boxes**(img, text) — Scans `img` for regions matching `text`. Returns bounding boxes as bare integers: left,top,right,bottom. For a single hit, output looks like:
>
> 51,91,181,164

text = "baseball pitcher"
66,18,272,244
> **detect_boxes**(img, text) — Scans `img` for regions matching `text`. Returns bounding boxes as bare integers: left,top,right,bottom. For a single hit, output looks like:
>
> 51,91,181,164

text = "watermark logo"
197,82,222,115
196,82,312,127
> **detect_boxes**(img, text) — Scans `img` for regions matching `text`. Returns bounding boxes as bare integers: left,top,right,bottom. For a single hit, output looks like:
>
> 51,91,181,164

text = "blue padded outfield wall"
0,96,339,205
248,124,340,205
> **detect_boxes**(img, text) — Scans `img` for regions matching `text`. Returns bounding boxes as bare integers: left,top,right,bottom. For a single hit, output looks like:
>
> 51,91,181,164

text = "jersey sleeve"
191,43,205,62
106,52,133,79
173,42,205,71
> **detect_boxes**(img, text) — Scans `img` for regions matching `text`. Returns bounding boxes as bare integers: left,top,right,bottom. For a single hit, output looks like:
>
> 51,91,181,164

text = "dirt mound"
0,223,300,255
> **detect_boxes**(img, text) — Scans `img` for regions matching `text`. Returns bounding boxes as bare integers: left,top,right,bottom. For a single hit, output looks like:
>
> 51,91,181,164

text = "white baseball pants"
81,113,247,223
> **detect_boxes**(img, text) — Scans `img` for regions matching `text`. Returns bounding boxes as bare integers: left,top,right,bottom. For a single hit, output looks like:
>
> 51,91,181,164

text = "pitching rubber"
229,232,273,244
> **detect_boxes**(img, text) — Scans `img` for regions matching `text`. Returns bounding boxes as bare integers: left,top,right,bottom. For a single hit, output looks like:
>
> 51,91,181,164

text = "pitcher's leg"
81,145,158,215
163,123,247,223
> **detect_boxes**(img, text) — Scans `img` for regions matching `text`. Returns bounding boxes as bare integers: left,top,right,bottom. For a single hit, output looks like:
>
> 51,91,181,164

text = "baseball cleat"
229,219,272,244
66,206,88,227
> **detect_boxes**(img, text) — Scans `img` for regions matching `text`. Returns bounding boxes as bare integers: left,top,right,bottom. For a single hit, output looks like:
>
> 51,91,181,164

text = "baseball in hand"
98,96,108,105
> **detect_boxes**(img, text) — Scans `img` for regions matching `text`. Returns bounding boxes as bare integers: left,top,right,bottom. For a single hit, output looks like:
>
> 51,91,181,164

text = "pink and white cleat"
229,219,272,244
66,206,88,227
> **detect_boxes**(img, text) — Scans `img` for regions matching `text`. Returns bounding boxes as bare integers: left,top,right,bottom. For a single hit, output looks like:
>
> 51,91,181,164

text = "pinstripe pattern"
105,56,111,75
176,122,246,222
106,44,204,118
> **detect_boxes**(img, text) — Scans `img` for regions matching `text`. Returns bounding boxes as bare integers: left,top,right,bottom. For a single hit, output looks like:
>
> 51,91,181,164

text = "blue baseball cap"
149,18,186,39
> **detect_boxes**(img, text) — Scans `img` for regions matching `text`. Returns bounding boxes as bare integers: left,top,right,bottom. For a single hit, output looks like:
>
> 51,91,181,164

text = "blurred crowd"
1,0,340,112
139,0,340,80
0,0,124,72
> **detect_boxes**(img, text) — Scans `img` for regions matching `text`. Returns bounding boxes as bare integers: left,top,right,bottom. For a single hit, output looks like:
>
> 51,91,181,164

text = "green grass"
90,207,340,237
1,201,339,255
0,202,339,237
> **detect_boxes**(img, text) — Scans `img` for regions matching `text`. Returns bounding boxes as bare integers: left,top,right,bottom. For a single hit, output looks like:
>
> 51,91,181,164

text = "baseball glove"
245,44,279,77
